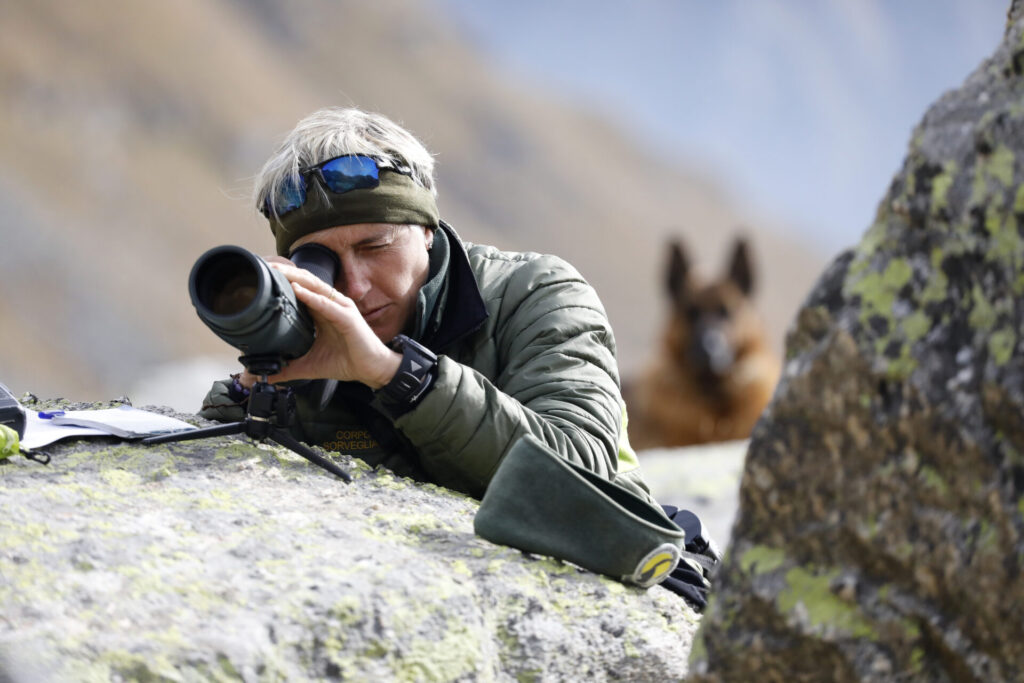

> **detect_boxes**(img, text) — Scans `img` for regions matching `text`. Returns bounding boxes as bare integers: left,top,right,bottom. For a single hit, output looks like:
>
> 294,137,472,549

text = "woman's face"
289,223,433,342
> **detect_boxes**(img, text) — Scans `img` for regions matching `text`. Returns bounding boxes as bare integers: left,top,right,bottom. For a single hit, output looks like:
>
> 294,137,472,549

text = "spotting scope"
188,244,339,367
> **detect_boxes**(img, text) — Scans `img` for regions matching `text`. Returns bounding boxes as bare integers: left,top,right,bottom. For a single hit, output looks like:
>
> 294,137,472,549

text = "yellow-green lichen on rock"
776,566,877,639
0,402,697,682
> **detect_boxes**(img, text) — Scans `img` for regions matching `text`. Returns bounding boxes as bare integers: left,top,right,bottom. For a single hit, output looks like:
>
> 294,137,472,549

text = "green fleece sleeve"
392,256,624,499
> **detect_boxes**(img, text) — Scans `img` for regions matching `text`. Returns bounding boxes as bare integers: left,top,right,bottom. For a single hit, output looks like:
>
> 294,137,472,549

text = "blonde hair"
255,108,437,215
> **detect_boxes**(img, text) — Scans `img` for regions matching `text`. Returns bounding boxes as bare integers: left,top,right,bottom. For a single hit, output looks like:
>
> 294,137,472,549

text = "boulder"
1,400,697,682
690,4,1024,681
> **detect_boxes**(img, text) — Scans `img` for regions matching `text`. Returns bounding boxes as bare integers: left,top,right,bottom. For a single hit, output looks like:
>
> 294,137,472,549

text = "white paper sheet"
20,407,196,451
20,411,114,450
49,406,197,438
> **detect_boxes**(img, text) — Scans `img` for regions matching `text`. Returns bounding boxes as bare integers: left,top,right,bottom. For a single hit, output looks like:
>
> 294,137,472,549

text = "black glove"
659,505,722,611
660,555,710,610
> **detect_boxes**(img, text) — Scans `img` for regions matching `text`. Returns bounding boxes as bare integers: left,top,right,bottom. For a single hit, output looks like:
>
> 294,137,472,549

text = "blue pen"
38,410,66,419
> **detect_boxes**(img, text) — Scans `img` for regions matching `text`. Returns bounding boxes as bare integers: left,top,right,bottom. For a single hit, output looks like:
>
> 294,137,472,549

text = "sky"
435,0,1008,254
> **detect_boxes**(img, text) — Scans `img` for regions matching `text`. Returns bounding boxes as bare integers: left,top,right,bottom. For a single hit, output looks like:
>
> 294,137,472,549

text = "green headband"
268,170,440,256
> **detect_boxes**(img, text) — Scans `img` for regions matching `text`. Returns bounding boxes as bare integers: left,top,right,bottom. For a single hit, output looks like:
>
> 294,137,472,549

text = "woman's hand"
238,257,401,390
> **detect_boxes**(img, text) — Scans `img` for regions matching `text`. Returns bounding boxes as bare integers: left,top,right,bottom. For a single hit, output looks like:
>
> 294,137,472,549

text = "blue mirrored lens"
261,155,380,217
320,155,379,194
271,176,306,215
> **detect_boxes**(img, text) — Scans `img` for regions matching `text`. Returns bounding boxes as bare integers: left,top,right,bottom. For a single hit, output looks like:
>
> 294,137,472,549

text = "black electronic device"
377,334,438,412
0,382,25,439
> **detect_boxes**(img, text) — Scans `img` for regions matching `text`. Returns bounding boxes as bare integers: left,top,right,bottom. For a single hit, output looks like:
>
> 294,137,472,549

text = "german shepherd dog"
625,237,780,449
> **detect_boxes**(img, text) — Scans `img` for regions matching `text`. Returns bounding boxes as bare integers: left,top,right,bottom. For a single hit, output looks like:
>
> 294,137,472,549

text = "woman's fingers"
269,261,346,305
264,260,392,387
292,282,354,322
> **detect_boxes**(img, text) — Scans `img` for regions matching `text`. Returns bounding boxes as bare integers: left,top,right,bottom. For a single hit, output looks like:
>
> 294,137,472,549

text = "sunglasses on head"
260,154,383,218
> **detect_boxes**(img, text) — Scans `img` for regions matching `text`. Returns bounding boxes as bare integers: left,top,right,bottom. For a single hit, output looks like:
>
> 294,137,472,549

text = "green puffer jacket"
200,222,652,502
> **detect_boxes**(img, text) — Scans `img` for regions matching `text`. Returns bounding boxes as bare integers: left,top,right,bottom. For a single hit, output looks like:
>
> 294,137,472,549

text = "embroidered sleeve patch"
625,544,681,588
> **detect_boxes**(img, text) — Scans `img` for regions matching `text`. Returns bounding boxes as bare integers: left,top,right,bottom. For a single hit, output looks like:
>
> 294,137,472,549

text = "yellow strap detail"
617,402,640,473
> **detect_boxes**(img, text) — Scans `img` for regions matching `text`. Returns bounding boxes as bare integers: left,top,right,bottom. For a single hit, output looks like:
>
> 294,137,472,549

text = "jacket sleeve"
389,254,623,498
198,378,248,422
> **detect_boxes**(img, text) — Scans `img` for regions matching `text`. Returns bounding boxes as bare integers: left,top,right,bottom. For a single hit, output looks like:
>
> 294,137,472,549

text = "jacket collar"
424,220,489,352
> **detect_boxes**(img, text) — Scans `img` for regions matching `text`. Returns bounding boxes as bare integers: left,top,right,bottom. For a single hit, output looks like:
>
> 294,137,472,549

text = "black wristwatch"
376,334,438,412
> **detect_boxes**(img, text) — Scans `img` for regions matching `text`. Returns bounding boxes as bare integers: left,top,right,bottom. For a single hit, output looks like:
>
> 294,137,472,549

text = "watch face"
381,335,437,408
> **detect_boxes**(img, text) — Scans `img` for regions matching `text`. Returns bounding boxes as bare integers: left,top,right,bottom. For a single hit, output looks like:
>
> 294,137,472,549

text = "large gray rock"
690,4,1024,681
0,400,697,682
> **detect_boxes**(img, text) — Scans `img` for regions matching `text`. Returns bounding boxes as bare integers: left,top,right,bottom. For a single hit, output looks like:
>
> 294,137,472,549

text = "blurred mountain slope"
0,0,826,406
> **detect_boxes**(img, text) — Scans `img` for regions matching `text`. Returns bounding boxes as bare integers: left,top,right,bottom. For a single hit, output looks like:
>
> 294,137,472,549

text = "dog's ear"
727,237,754,296
667,240,691,303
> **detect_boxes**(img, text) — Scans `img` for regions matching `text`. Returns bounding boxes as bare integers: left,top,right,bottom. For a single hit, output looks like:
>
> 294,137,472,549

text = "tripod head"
238,354,285,380
142,367,351,482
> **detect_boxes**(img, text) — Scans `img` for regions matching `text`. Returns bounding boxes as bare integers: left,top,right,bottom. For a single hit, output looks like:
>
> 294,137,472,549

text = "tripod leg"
270,429,352,483
141,422,246,445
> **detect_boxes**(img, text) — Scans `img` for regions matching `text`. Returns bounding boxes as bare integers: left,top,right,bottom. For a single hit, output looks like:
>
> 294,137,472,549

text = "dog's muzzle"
693,327,734,377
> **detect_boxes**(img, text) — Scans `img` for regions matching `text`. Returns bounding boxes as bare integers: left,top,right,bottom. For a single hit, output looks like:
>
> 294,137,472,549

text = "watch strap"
376,334,438,413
